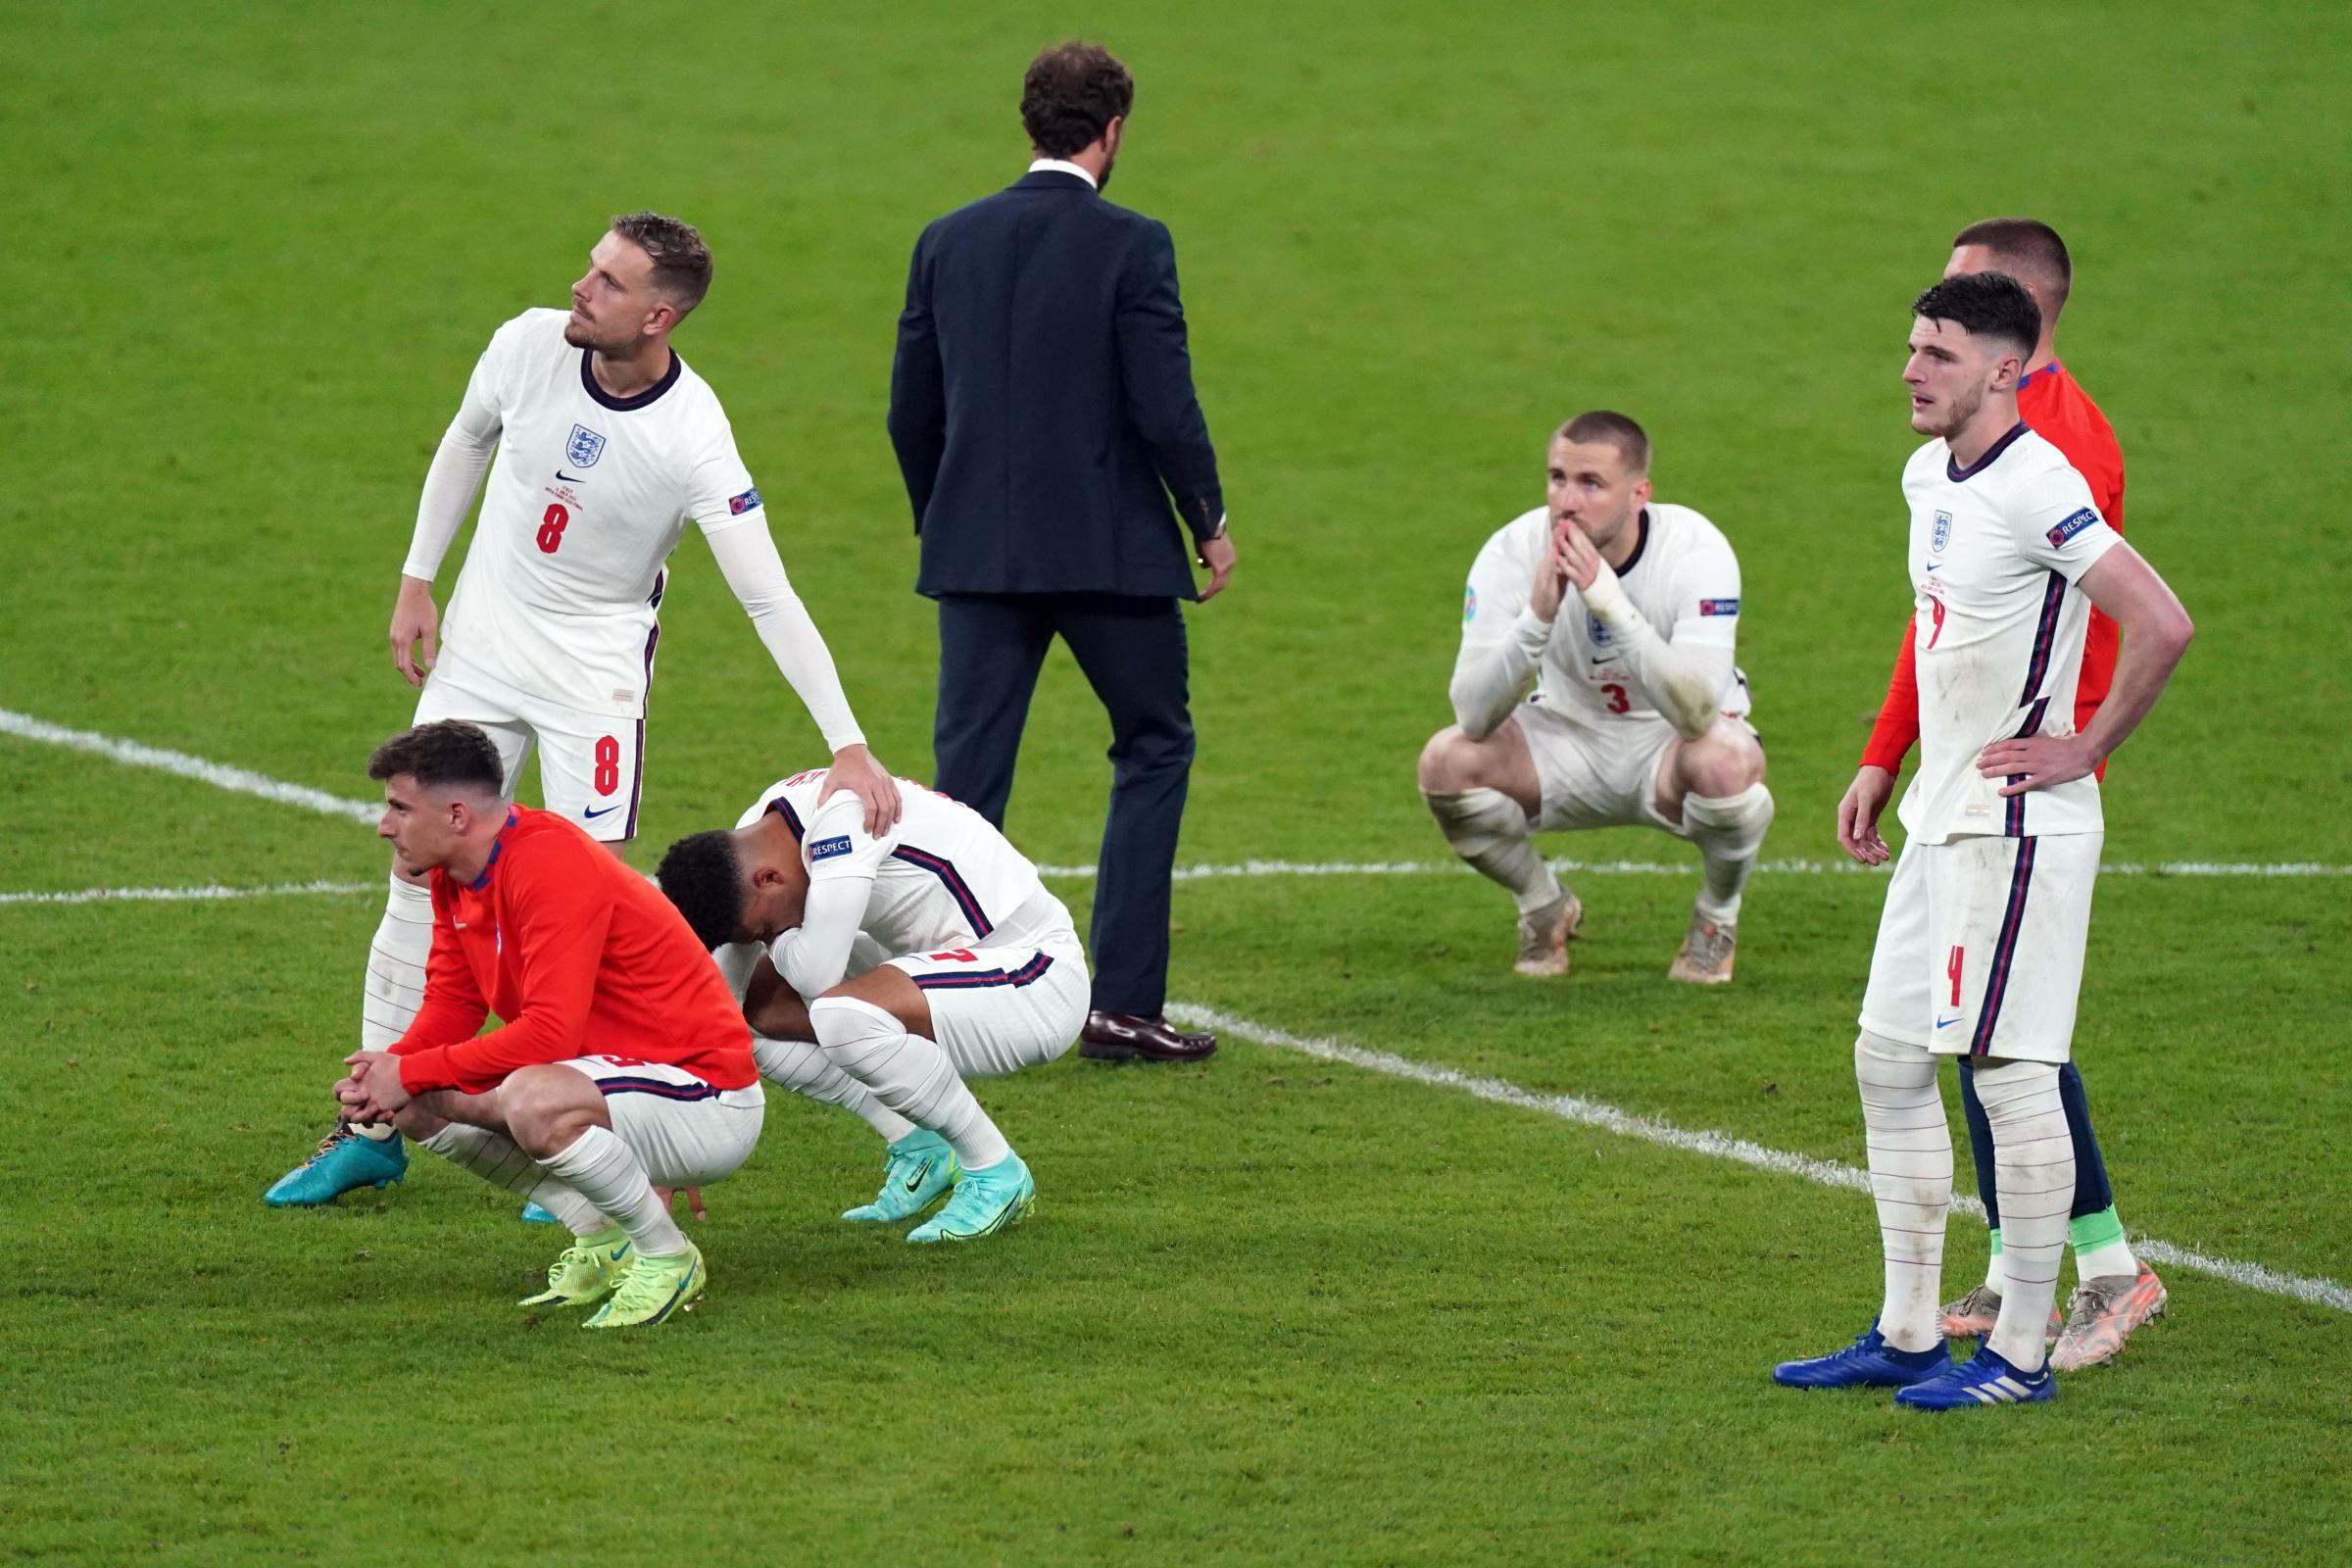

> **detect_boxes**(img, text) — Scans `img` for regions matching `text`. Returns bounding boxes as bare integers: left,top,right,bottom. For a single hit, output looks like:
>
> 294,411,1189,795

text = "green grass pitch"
4,2,2349,1563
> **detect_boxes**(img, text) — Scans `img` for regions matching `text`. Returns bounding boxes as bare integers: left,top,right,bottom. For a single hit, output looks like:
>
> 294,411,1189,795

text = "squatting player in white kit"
657,769,1090,1243
269,213,899,1208
1418,412,1774,983
1773,272,2190,1409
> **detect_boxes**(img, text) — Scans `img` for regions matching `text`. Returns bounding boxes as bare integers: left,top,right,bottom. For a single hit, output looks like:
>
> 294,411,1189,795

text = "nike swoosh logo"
1925,563,1943,572
584,804,621,819
1935,1015,1964,1030
612,1242,630,1261
558,470,588,482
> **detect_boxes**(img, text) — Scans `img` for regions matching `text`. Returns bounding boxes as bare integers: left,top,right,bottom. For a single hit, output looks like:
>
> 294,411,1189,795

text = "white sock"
1984,1229,2005,1294
1422,787,1561,915
2073,1235,2139,1284
810,996,1010,1171
541,1124,687,1258
420,1123,609,1236
754,1033,917,1143
1974,1058,2074,1371
361,873,434,1051
1855,1030,1950,1352
1681,783,1773,925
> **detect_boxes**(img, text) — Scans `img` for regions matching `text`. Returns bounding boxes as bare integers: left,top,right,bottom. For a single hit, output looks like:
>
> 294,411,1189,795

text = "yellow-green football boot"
843,1129,960,1223
518,1225,633,1308
582,1242,706,1329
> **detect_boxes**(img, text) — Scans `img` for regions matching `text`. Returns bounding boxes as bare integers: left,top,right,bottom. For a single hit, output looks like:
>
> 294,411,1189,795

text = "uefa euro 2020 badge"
1932,510,1952,555
566,423,608,469
1462,585,1478,624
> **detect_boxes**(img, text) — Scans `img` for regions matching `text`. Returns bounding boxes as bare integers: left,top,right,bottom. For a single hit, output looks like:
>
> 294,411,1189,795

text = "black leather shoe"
1078,1010,1216,1062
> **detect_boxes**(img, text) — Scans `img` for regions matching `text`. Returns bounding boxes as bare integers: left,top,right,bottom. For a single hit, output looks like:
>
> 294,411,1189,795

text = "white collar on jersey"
1027,157,1098,189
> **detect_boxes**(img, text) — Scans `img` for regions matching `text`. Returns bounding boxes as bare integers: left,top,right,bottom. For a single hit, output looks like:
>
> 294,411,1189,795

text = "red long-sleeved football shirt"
1861,361,2127,776
391,808,756,1096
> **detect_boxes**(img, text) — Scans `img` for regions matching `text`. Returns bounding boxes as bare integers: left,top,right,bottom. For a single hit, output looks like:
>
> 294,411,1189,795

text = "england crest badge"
1587,611,1614,648
565,423,608,469
1931,510,1952,554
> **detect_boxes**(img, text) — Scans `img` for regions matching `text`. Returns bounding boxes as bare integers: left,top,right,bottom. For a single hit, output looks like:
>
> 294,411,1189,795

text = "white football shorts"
1858,832,2101,1063
414,670,646,843
556,1054,765,1186
885,926,1090,1079
1517,702,1759,836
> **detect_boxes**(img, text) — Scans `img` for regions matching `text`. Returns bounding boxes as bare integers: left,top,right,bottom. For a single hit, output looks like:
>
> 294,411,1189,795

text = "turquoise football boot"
519,1201,562,1224
843,1129,960,1223
906,1152,1035,1244
265,1122,407,1206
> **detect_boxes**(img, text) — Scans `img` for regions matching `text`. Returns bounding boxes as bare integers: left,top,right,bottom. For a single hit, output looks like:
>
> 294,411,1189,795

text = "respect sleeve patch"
808,834,853,862
727,487,762,515
2046,508,2100,547
1698,598,1740,616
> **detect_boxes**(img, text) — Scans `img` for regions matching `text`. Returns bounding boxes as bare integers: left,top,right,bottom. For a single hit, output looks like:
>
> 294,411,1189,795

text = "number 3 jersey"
1896,423,2122,845
1455,503,1751,735
734,773,1070,957
421,308,767,722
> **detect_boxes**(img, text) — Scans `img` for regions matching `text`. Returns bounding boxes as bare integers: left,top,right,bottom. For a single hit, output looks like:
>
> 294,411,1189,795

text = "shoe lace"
304,1119,360,1163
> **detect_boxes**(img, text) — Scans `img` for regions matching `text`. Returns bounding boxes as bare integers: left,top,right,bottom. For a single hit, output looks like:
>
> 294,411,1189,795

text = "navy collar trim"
767,798,805,841
579,347,682,412
1947,421,2030,483
1615,510,1650,576
466,807,522,891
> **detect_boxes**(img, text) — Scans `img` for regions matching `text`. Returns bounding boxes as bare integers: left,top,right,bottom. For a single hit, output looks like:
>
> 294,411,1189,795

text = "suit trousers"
932,592,1194,1017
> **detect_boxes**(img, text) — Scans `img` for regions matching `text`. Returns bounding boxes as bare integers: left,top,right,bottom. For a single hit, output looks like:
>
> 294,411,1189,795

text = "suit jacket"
888,170,1224,600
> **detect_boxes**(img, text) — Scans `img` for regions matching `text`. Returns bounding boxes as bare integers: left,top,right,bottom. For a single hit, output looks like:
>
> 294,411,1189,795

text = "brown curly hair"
1021,41,1133,159
610,211,713,319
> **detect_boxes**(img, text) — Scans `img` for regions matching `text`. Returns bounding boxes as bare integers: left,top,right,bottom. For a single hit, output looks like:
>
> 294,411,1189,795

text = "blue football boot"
264,1121,407,1206
1894,1345,2056,1410
1773,1320,1952,1389
519,1201,562,1224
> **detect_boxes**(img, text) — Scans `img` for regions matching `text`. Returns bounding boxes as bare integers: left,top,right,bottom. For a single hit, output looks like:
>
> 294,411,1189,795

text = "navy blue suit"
889,169,1223,1017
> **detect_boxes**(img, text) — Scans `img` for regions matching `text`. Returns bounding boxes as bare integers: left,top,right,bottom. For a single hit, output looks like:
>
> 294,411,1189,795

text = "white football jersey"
1458,503,1751,732
735,772,1061,956
433,309,766,720
1894,423,2121,844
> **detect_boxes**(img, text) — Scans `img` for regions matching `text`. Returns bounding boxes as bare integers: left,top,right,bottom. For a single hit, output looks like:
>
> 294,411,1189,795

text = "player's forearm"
1579,569,1727,741
2075,608,2191,765
398,1009,588,1096
1448,616,1548,738
768,877,870,1001
706,524,866,750
403,419,497,581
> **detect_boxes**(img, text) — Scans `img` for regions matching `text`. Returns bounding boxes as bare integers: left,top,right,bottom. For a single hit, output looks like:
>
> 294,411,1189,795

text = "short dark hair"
1952,216,2072,316
367,721,506,799
1912,271,2042,365
1021,41,1134,158
657,830,748,950
610,211,713,319
1553,410,1651,477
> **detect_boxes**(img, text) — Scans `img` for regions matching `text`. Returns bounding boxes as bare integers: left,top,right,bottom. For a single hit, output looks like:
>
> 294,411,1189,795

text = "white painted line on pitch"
0,880,380,907
5,709,2343,881
1166,1000,2352,1317
0,709,378,825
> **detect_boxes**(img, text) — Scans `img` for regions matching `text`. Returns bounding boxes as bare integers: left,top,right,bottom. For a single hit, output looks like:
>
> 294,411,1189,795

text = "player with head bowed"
1840,219,2165,1369
333,722,764,1327
1775,273,2191,1408
656,768,1090,1242
1417,412,1772,984
271,211,899,1209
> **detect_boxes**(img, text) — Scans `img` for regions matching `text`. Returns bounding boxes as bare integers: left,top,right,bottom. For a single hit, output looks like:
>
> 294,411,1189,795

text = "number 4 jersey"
416,308,768,721
1897,422,2122,845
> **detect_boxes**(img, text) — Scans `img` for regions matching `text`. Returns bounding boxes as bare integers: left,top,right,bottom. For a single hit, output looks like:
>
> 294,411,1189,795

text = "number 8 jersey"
411,308,769,722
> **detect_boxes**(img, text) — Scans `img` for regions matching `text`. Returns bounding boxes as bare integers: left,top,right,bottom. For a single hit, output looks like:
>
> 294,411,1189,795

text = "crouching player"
333,721,763,1328
1419,412,1773,981
657,769,1087,1243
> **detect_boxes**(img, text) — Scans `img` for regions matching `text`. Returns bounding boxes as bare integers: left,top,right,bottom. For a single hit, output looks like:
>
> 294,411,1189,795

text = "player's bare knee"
499,1064,608,1158
1679,724,1764,799
1417,727,1472,792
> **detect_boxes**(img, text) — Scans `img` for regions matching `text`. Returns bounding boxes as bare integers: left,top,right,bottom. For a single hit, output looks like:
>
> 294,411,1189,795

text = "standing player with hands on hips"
1418,413,1773,985
1775,272,2190,1409
270,212,898,1209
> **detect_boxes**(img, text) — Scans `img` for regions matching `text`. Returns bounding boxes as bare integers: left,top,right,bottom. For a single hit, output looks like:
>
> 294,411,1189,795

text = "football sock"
753,1033,918,1143
360,872,433,1052
541,1124,688,1259
1983,1228,2005,1293
1681,782,1773,925
2070,1205,2140,1281
420,1123,609,1235
1974,1058,2074,1370
1422,787,1560,915
1855,1030,1950,1352
810,996,1010,1172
